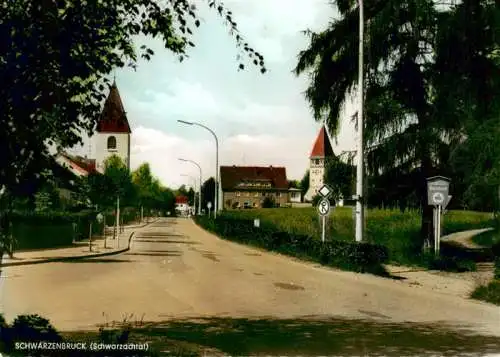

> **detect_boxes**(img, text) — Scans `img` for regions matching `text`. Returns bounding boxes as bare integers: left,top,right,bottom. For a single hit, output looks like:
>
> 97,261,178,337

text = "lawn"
220,207,495,266
472,229,500,247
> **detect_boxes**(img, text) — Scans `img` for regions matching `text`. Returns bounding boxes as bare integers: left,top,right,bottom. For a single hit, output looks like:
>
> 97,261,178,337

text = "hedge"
195,216,389,275
493,242,500,279
6,208,140,250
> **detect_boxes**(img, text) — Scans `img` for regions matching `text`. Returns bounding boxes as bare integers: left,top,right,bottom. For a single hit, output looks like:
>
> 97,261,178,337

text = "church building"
304,125,335,202
55,80,132,177
94,80,132,173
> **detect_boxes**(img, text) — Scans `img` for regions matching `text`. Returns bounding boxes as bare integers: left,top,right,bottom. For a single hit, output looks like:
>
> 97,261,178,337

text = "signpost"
317,184,333,243
207,202,212,218
96,213,105,249
426,176,451,255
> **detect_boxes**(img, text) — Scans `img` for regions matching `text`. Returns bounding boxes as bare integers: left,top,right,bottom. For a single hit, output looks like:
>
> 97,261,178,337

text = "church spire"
96,81,131,133
309,125,334,158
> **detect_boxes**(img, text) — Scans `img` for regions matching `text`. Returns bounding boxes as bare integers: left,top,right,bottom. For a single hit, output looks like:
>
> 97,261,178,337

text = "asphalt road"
1,217,499,341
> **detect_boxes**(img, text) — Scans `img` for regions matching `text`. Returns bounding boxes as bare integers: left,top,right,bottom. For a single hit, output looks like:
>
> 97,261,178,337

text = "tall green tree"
1,0,266,192
132,163,154,212
324,157,354,201
157,187,175,214
104,155,136,207
295,0,500,246
201,177,215,211
300,170,310,201
288,180,300,189
76,172,114,209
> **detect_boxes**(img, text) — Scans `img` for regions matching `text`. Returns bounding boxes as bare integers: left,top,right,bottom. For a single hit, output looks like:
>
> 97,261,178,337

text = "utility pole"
355,0,365,243
115,196,120,242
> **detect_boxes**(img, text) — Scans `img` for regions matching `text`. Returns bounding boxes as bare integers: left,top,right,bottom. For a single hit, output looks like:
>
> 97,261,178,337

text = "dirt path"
385,228,496,298
441,228,494,249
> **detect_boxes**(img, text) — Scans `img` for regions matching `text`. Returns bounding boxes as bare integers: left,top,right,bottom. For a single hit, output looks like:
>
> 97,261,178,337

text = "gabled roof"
310,125,334,158
176,196,188,204
220,166,288,191
96,81,131,134
56,152,96,177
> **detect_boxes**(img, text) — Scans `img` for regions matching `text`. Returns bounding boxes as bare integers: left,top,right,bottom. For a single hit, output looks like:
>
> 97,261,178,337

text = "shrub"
494,257,500,280
426,255,477,272
471,281,500,306
1,314,62,352
262,196,275,208
492,241,500,257
10,314,62,342
196,216,389,275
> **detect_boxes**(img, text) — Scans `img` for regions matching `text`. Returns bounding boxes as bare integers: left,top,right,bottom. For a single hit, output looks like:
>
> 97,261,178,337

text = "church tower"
94,81,131,173
304,125,334,201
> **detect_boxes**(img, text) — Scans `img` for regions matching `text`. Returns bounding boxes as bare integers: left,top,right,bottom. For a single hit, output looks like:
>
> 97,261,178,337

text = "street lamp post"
355,0,365,242
178,158,202,216
177,120,219,218
181,174,199,216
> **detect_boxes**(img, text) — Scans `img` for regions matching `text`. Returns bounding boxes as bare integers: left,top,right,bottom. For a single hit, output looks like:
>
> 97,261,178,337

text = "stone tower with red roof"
304,125,334,202
94,80,132,173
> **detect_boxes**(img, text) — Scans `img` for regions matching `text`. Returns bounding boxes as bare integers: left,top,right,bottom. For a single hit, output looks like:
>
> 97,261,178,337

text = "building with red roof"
220,165,290,209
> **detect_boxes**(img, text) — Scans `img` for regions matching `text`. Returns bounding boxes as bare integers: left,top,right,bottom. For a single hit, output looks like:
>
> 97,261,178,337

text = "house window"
236,191,241,197
245,191,250,197
107,136,117,150
314,159,319,165
262,192,266,197
254,192,259,197
276,192,281,197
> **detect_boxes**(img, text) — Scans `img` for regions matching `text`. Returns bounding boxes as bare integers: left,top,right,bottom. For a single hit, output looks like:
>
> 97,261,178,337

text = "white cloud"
128,78,308,134
130,126,313,188
70,1,359,189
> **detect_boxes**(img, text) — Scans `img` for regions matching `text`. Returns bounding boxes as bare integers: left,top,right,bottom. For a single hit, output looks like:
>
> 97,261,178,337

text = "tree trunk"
419,153,434,252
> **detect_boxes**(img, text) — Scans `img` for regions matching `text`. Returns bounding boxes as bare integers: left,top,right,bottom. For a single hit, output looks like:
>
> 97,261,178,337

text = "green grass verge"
472,229,500,247
471,280,500,306
218,208,494,267
471,257,500,305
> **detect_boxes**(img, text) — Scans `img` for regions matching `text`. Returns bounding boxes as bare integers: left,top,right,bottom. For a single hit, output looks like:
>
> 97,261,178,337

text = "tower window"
107,136,117,150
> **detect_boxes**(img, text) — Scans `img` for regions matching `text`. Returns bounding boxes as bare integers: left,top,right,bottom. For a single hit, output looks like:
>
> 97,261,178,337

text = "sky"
73,0,359,189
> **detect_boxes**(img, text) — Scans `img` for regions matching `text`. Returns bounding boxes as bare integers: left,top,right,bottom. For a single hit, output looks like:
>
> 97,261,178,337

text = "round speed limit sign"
317,198,330,216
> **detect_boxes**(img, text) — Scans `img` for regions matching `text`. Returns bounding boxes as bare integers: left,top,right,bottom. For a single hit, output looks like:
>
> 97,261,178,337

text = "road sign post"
89,221,92,252
207,202,212,219
96,213,104,249
317,198,330,242
317,184,333,243
427,176,450,255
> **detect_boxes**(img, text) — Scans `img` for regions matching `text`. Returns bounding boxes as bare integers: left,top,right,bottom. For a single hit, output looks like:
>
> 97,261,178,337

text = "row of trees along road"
0,0,266,247
295,0,500,248
76,156,176,217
